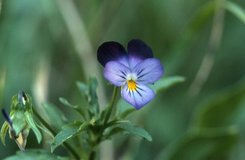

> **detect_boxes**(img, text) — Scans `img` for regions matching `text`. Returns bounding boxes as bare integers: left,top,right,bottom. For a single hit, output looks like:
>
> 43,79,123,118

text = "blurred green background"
0,0,245,159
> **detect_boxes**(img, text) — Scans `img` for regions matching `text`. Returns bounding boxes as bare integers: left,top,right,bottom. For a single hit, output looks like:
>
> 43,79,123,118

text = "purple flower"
97,39,164,110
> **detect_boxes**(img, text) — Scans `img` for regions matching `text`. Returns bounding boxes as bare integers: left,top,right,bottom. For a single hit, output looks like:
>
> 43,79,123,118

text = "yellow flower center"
127,80,137,91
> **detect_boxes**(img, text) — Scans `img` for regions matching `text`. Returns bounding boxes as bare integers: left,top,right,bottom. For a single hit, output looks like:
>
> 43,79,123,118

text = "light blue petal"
121,83,155,109
133,58,163,84
128,56,143,68
104,61,130,86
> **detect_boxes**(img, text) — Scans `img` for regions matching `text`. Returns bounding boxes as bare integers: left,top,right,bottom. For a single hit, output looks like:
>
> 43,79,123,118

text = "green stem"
33,108,80,160
104,87,119,125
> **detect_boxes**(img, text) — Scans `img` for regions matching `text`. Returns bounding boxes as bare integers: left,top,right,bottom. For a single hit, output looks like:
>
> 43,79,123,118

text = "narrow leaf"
87,78,99,115
59,97,86,118
76,81,89,96
42,103,67,130
77,78,99,116
25,112,42,143
152,76,185,93
105,121,152,141
0,121,9,145
51,121,88,152
119,108,136,118
59,97,77,108
36,123,54,139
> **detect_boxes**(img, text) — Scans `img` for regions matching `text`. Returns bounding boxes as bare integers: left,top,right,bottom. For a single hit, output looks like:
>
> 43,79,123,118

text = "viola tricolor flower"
97,39,163,109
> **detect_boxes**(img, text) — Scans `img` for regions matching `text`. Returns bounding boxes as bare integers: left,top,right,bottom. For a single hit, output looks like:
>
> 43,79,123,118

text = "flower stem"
33,108,80,160
104,87,119,125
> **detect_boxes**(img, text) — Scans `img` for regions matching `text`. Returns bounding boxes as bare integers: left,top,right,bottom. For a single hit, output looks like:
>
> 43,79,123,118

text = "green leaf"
0,121,9,145
51,121,89,152
88,78,99,103
77,77,99,116
59,97,77,109
119,108,136,119
225,1,245,24
76,81,89,96
25,112,42,143
3,149,68,160
152,76,185,93
87,78,99,111
116,98,132,116
42,103,67,130
104,121,152,141
59,97,86,118
193,79,245,128
36,123,54,139
156,127,238,160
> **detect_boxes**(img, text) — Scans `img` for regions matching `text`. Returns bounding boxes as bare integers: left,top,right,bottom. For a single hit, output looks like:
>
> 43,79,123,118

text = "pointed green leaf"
87,78,100,115
156,127,238,160
59,97,77,109
51,121,89,152
100,108,108,121
116,98,134,116
225,1,245,24
152,76,185,93
59,97,86,118
36,123,54,139
3,149,69,160
119,108,136,119
76,81,89,99
25,112,42,143
42,103,67,130
77,77,99,116
105,121,152,141
0,121,9,145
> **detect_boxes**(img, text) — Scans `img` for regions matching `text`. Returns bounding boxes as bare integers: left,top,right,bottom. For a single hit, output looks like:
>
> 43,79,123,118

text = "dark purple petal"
104,61,130,86
121,83,155,110
97,41,127,66
134,58,163,84
127,39,153,60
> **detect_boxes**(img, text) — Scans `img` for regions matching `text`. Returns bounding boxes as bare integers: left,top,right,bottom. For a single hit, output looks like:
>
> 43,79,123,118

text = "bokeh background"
0,0,245,159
